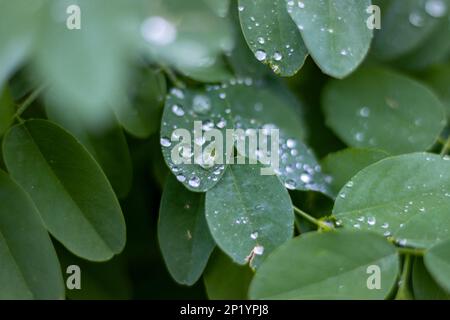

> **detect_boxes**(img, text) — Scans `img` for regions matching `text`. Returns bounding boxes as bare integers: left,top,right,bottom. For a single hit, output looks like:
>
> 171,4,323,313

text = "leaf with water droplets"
215,81,332,196
158,175,215,285
249,231,399,299
322,148,389,195
334,153,450,249
160,87,232,192
203,249,254,299
0,170,64,299
2,120,126,261
238,0,308,76
323,67,446,154
287,0,372,78
205,163,294,269
413,258,450,299
424,239,450,293
372,0,449,60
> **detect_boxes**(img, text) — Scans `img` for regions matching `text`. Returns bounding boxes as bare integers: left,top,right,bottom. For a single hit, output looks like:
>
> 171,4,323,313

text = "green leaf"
45,98,133,199
334,153,450,249
322,148,389,194
205,163,294,268
2,120,126,261
424,239,450,293
423,64,450,117
0,169,64,299
287,0,372,78
413,257,450,300
322,67,446,154
249,230,399,299
203,249,253,300
158,175,215,285
238,0,308,76
0,87,15,137
160,87,232,192
221,81,332,196
113,68,166,138
372,0,449,60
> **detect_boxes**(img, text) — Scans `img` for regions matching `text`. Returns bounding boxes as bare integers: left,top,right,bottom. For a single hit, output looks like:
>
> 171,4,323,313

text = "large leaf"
0,170,64,299
203,249,253,300
372,0,449,60
413,258,449,299
160,87,232,192
322,148,389,194
0,87,15,137
424,239,450,293
334,153,450,249
205,163,294,268
2,120,126,261
322,67,446,154
249,231,399,299
287,0,372,78
158,176,215,285
45,98,133,199
238,0,308,76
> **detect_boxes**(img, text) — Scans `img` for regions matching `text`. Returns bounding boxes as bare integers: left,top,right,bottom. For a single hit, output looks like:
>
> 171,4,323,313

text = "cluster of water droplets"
409,0,448,27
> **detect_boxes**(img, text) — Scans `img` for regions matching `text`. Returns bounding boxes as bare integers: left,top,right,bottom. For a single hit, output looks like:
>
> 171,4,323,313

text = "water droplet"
298,1,305,8
367,216,376,226
257,37,265,44
250,232,259,240
176,174,186,182
238,5,245,12
381,223,389,229
425,0,447,17
160,137,171,147
340,49,348,56
216,118,227,129
188,176,201,188
286,138,296,149
253,245,264,255
193,95,211,114
300,173,312,184
409,11,425,27
359,107,370,118
355,132,364,142
255,50,267,61
171,104,185,116
284,179,297,190
141,16,177,46
273,51,283,61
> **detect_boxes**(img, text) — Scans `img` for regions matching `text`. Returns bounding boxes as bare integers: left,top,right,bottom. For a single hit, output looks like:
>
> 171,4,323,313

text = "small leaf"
424,239,450,293
288,0,372,78
45,99,133,199
334,153,450,249
249,230,399,299
205,163,294,268
203,249,253,300
322,148,389,194
158,175,215,285
238,0,308,76
413,257,449,300
3,120,126,261
0,169,64,299
0,86,15,137
322,67,446,154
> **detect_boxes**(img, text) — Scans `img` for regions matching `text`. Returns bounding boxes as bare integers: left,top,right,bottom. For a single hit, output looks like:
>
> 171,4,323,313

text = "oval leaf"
424,239,450,293
205,163,294,268
158,175,215,285
0,170,64,299
238,0,308,76
287,0,373,78
323,67,446,154
2,120,126,261
413,258,450,299
334,153,450,249
249,231,399,299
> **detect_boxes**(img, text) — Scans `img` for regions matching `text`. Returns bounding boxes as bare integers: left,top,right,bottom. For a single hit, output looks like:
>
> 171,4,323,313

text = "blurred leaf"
238,0,308,76
323,67,446,154
204,249,253,300
205,163,294,268
0,169,64,299
372,0,449,60
249,231,399,299
322,148,389,194
158,176,215,285
413,257,449,299
3,120,126,261
423,64,450,117
176,57,233,83
288,0,372,78
114,68,166,138
424,238,450,293
0,87,15,137
334,153,450,249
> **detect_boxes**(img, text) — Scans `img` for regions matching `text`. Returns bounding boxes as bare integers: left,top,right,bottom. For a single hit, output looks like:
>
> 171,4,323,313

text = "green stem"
293,206,333,231
440,136,450,156
397,247,425,256
161,65,186,89
14,84,47,120
395,255,414,300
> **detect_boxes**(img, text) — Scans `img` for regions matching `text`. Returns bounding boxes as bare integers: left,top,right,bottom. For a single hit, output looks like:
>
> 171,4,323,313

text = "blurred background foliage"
0,0,449,299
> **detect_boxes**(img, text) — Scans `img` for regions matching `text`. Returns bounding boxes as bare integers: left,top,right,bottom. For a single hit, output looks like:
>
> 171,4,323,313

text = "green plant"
1,0,450,300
